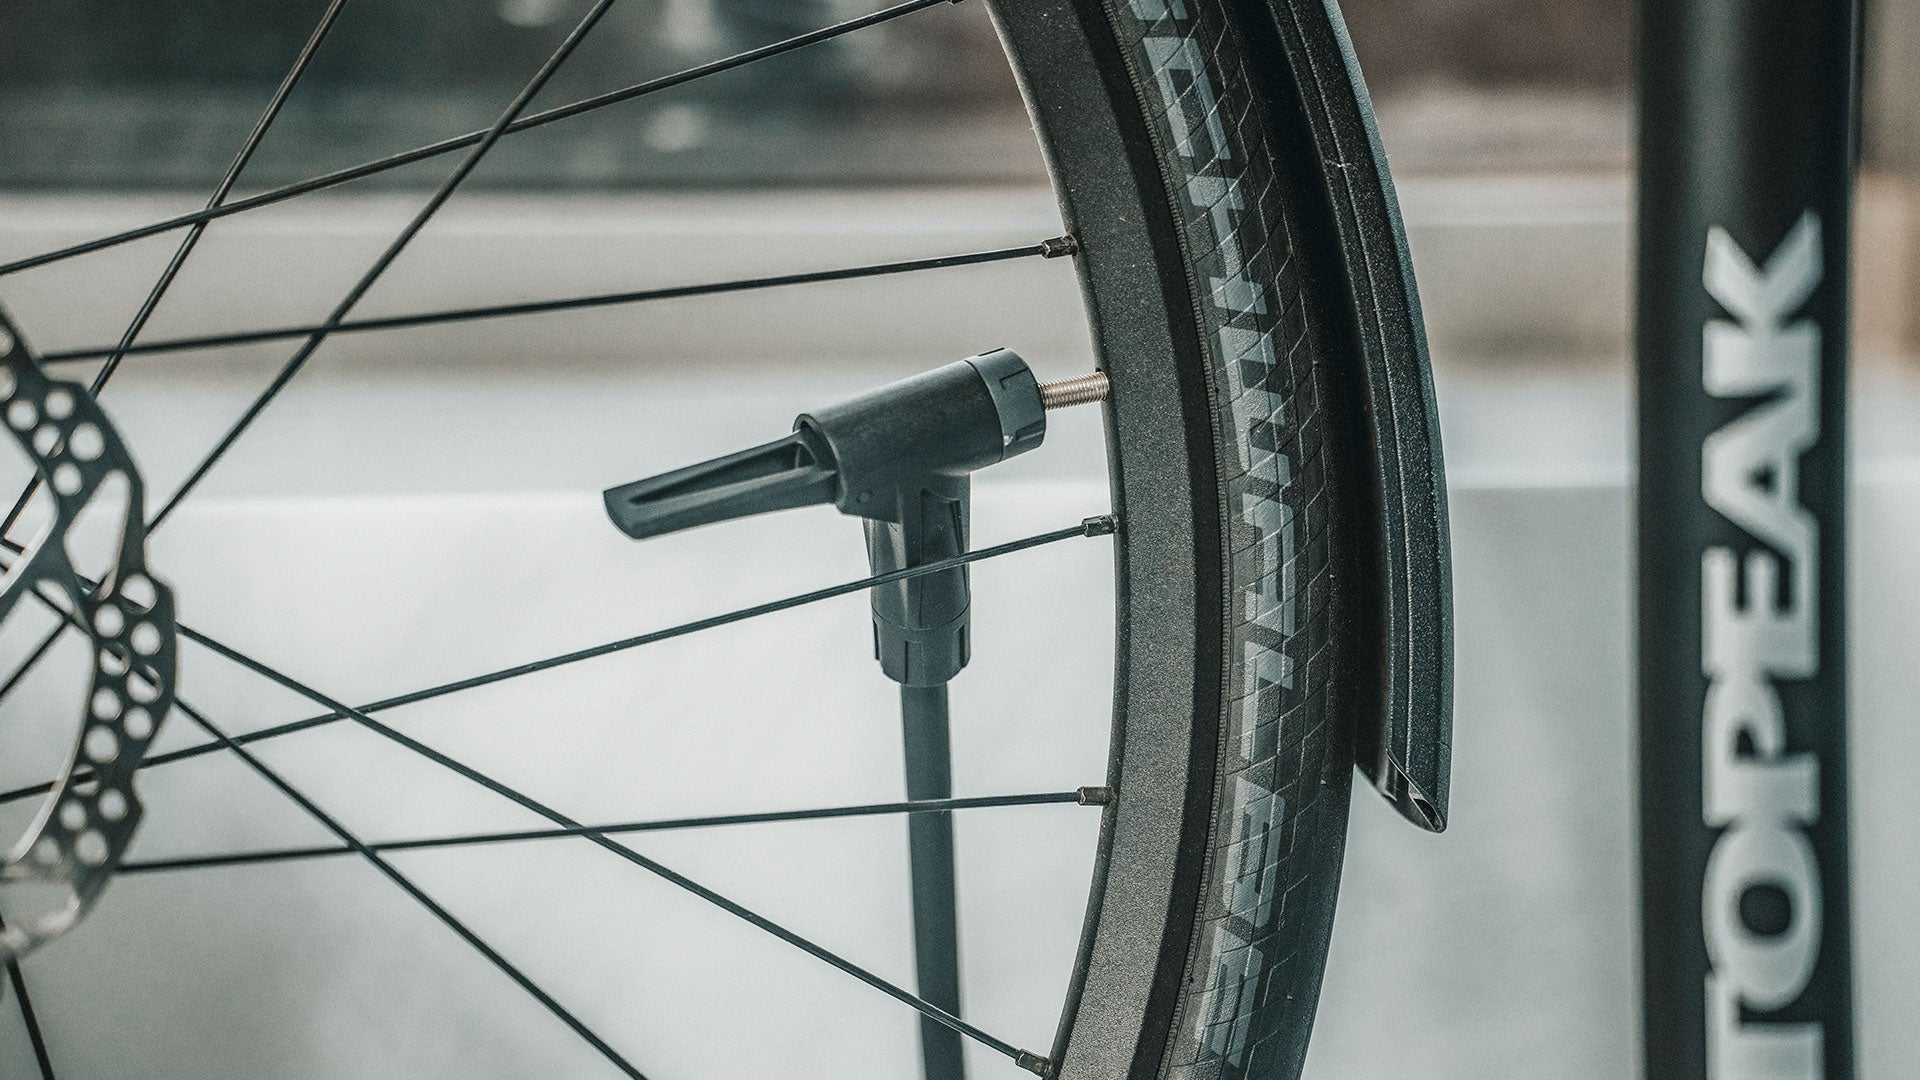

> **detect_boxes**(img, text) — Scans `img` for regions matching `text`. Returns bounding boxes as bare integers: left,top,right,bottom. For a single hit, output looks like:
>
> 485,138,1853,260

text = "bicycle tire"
993,1,1380,1077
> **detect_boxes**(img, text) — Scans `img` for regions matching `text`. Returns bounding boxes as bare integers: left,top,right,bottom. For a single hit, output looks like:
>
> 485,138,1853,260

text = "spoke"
118,790,1098,874
38,242,1066,364
167,607,1047,1068
2,585,648,1074
148,0,625,530
0,516,1114,808
0,918,56,1080
0,533,1071,1067
0,0,954,280
0,0,353,542
167,698,649,1080
4,965,54,1079
0,622,65,708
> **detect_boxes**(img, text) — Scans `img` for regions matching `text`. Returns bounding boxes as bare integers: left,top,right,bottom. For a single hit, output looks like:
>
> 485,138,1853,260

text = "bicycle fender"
1256,0,1453,830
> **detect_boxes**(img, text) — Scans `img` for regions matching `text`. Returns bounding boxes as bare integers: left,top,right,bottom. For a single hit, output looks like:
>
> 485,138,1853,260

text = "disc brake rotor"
0,311,176,963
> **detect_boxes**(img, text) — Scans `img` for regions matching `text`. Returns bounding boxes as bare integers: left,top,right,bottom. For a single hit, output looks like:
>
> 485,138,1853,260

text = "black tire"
993,2,1374,1077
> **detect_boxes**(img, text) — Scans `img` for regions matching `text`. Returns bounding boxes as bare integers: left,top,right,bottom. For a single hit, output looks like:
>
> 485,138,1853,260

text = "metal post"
1636,2,1859,1079
901,683,965,1080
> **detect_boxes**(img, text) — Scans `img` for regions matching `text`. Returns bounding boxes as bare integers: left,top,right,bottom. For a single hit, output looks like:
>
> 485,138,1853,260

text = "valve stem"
1037,371,1110,411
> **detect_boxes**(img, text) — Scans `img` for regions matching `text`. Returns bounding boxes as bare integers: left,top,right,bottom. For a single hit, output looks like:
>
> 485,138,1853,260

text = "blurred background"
0,0,1914,1077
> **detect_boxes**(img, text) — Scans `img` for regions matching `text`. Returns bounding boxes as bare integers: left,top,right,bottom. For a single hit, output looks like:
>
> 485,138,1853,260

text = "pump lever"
604,348,1049,535
605,352,1113,542
604,428,836,540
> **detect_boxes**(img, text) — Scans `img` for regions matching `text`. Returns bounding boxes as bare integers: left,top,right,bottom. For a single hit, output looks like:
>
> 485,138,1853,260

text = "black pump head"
604,349,1048,685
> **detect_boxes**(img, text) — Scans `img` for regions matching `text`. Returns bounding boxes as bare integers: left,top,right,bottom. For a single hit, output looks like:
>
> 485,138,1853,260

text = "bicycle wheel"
0,1,1447,1078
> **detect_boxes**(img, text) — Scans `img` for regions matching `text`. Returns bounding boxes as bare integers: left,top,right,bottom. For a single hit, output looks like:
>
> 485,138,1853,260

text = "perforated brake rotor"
0,309,176,963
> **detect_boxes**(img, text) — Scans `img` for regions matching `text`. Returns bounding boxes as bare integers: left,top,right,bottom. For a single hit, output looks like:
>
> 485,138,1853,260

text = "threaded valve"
1037,371,1110,411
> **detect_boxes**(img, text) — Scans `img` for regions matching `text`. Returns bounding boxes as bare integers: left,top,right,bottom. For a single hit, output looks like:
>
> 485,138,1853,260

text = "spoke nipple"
1081,514,1119,538
1039,234,1080,259
1077,785,1115,806
1039,371,1109,411
1015,1051,1055,1077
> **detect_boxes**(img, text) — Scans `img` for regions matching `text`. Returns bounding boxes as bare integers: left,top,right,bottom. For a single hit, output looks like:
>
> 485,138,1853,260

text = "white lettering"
1129,0,1189,18
1700,213,1825,1080
1193,779,1285,1066
1143,37,1229,162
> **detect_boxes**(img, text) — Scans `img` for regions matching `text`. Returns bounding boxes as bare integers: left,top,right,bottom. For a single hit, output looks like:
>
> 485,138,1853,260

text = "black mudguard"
1254,0,1454,830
